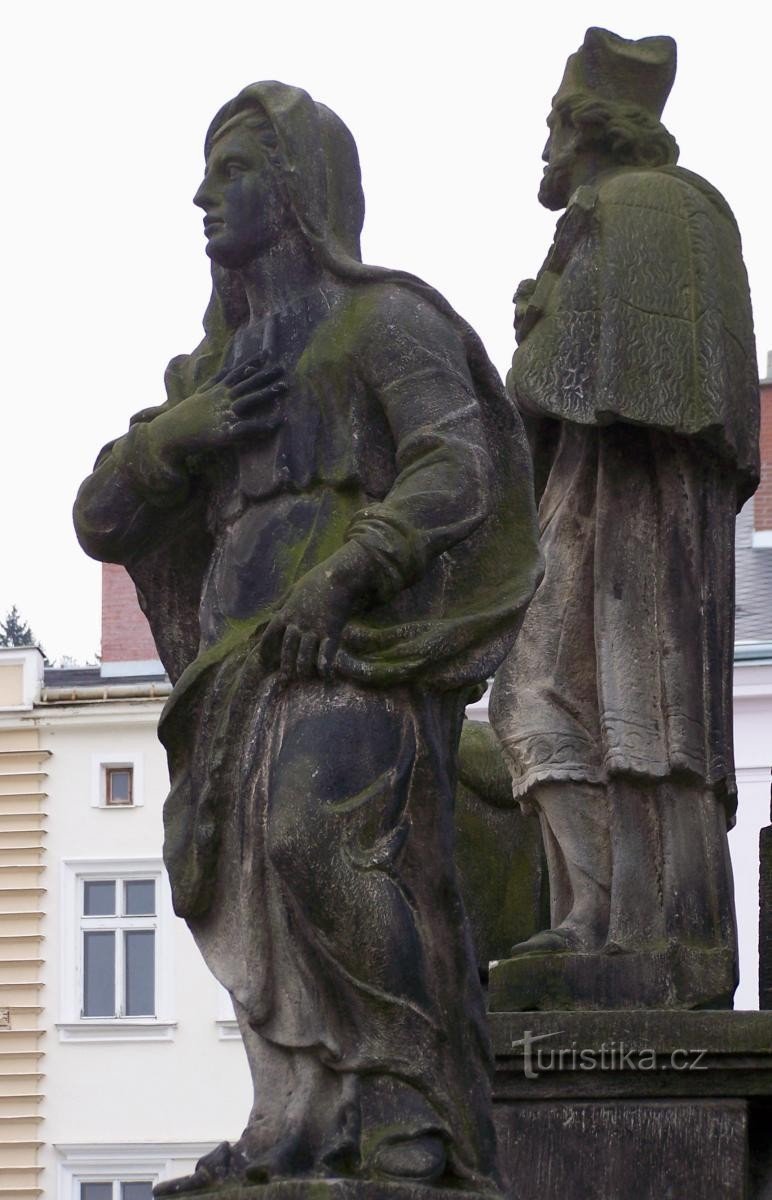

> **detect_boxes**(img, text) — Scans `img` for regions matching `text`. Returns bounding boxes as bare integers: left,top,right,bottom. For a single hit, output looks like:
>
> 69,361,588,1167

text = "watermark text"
511,1030,708,1079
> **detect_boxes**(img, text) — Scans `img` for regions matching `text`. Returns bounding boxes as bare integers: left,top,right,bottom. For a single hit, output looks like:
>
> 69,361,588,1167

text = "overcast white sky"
1,0,769,660
1,1,768,1006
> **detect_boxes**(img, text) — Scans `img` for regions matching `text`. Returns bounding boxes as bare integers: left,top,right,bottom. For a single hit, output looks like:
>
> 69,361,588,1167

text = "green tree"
0,605,36,647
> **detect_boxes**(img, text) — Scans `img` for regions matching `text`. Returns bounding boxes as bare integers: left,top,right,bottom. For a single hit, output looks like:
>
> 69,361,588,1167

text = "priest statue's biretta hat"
552,27,677,119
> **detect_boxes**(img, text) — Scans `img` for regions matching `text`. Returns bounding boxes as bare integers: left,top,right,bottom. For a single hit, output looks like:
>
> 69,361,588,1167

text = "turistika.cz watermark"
512,1030,709,1079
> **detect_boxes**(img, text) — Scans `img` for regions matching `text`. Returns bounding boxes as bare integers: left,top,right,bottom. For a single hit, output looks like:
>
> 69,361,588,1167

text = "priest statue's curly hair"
555,92,680,168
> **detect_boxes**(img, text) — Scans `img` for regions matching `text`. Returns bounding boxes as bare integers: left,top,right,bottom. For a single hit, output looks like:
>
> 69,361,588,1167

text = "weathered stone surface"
761,821,772,1010
494,1101,748,1200
162,1184,492,1200
75,81,541,1195
489,26,759,1008
455,722,547,969
489,1010,772,1100
489,945,736,1012
490,1010,772,1198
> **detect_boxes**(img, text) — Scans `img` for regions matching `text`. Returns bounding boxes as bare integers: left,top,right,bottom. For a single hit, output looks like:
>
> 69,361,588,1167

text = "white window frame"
91,751,145,808
215,982,242,1041
75,1177,154,1200
56,1144,216,1200
57,858,175,1042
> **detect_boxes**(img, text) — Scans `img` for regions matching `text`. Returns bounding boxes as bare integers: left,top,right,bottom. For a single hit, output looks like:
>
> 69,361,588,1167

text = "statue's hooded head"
199,81,366,331
540,28,679,210
172,80,501,423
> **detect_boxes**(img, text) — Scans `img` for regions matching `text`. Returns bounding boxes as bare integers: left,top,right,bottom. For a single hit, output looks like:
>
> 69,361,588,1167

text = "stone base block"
488,945,736,1011
155,1184,492,1200
760,823,772,1010
495,1100,747,1200
491,1010,772,1199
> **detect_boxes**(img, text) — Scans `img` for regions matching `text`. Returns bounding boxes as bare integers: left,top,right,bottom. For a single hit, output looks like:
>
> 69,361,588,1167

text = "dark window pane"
83,931,115,1016
83,880,116,916
106,767,133,805
125,930,155,1016
125,879,155,916
122,1184,154,1200
81,1185,112,1200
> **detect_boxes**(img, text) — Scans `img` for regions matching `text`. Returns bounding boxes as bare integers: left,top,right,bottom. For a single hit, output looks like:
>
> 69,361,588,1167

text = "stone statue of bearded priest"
490,28,759,1010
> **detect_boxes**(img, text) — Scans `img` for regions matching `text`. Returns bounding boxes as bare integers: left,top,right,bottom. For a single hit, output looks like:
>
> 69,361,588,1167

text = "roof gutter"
40,682,172,704
734,642,772,663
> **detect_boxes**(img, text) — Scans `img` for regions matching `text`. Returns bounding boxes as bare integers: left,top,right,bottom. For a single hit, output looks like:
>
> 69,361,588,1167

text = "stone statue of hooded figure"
74,82,541,1193
490,29,759,1009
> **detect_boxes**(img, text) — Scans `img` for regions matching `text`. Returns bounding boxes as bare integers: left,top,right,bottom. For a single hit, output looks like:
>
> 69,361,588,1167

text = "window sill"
56,1020,177,1043
215,1019,242,1042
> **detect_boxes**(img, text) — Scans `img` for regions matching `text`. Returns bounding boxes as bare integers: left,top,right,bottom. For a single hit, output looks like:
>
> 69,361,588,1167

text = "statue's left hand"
258,543,378,681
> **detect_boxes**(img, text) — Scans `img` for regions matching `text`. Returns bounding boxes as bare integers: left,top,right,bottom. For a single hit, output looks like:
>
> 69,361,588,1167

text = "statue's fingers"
230,378,287,407
222,351,268,386
295,632,319,679
279,624,302,680
259,615,286,669
318,636,337,680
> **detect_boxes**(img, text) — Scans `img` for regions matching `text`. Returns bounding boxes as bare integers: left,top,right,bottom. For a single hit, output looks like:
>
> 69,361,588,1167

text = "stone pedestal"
761,822,772,1010
488,946,736,1011
490,1010,772,1200
166,1185,491,1200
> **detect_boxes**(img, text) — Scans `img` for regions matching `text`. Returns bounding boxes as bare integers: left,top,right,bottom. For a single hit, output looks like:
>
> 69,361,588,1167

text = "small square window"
105,767,133,806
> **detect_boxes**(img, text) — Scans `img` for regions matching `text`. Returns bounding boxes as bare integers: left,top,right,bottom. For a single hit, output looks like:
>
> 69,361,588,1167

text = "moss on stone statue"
454,721,547,969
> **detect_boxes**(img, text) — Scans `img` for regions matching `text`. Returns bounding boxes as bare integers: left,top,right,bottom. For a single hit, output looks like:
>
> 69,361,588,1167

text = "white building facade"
0,644,251,1200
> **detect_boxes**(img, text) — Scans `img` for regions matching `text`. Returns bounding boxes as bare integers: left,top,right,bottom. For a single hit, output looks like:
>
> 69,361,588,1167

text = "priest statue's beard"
538,153,576,212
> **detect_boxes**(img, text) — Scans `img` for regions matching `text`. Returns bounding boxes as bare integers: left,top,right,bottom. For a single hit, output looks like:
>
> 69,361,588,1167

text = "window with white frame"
57,1144,215,1200
58,859,175,1041
104,765,134,806
79,1182,153,1200
81,876,156,1017
90,752,144,808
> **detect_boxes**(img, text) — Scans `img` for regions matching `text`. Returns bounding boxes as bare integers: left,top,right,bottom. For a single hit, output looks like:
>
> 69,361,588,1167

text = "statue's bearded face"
538,108,577,211
193,123,295,269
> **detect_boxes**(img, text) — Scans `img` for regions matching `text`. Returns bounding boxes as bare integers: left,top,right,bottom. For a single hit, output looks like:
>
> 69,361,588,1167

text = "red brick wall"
755,382,772,532
101,563,159,664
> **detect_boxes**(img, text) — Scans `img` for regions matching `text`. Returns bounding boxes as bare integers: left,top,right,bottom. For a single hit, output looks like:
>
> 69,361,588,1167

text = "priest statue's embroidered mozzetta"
74,82,542,1195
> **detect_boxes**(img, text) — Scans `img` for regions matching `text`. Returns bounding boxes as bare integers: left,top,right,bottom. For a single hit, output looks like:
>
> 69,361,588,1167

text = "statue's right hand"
149,352,286,464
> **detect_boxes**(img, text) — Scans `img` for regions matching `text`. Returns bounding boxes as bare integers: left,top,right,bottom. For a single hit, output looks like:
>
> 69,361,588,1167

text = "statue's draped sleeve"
343,289,492,598
73,350,220,682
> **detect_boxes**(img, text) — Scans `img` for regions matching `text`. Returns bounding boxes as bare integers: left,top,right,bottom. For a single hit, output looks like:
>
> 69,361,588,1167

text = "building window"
81,1183,154,1200
91,752,145,808
105,766,134,806
58,858,175,1041
57,1144,217,1198
82,876,156,1017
